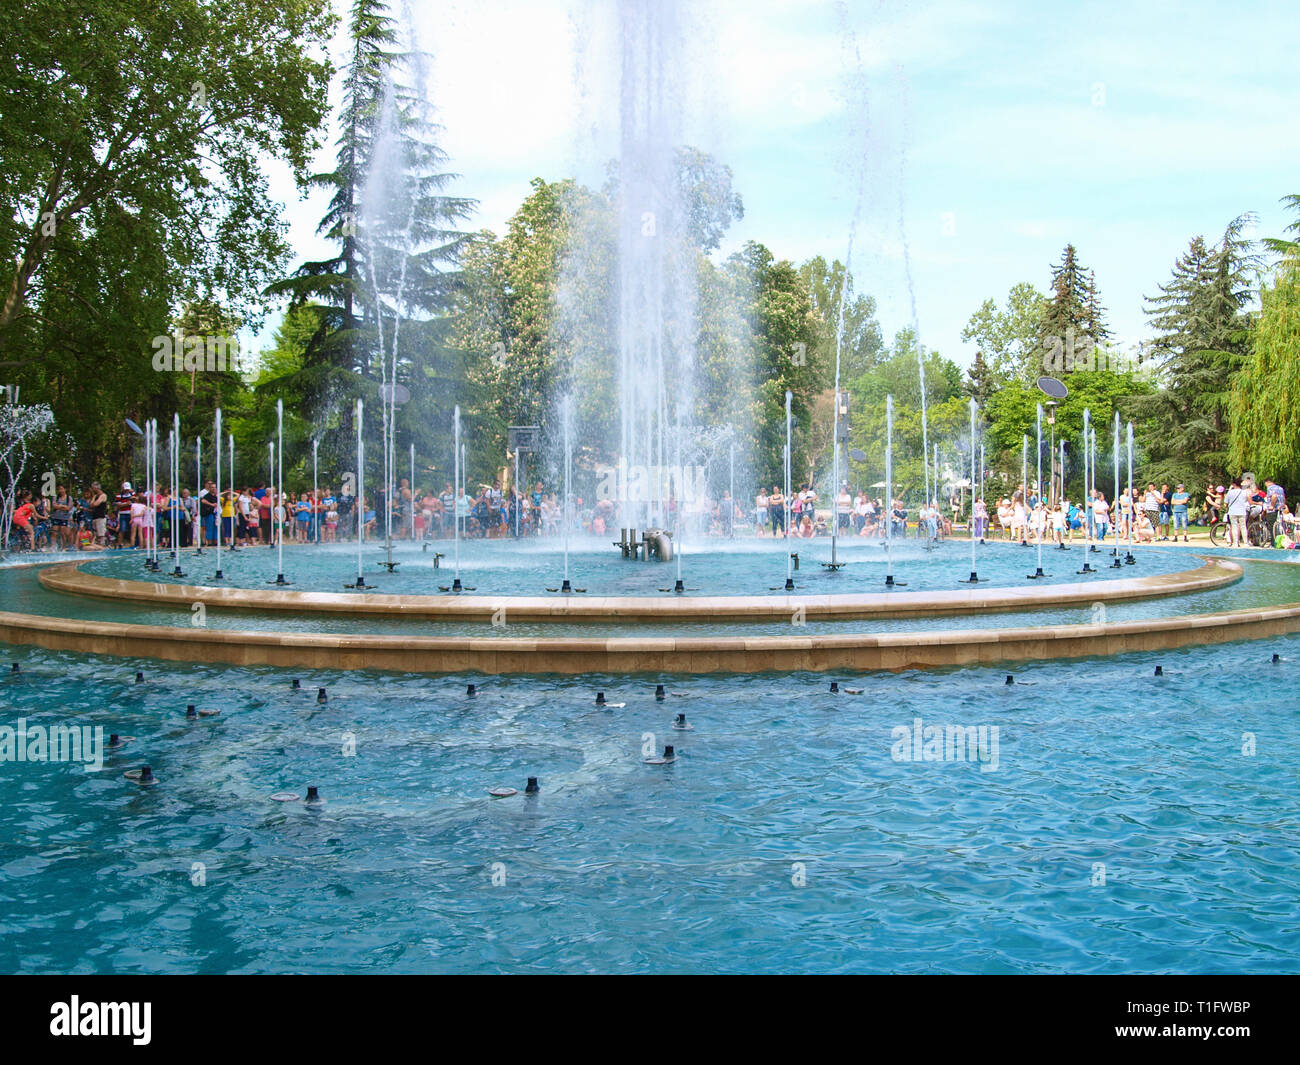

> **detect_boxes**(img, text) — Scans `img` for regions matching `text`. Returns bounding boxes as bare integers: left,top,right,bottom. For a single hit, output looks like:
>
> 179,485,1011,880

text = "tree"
844,333,965,500
965,350,996,406
264,0,474,484
1229,265,1300,485
1263,194,1300,268
0,0,335,364
797,257,884,380
960,282,1048,384
1039,245,1108,371
1138,216,1258,485
1084,270,1111,344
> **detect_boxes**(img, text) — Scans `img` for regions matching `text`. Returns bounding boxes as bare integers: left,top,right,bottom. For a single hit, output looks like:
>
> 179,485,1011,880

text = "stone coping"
36,556,1243,622
1,584,1297,674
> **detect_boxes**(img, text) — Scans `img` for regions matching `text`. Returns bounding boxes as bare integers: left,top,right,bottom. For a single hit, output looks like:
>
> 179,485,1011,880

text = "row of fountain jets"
133,387,1147,596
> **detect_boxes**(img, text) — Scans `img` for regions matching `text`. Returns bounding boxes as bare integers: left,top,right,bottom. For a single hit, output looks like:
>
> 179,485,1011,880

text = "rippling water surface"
1,642,1297,973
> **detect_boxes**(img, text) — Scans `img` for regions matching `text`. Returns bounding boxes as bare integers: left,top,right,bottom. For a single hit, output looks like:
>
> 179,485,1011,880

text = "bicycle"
1209,511,1271,547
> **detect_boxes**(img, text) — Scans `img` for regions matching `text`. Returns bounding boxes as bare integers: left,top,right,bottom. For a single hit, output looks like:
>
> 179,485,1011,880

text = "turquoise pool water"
6,545,1299,640
0,643,1297,973
82,535,1204,598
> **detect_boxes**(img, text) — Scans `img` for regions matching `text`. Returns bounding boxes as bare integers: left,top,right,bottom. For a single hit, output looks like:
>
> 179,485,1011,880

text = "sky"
253,0,1300,369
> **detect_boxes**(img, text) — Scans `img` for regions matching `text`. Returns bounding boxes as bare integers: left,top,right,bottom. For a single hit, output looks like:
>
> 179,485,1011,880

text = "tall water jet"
169,419,182,576
615,0,696,533
274,398,287,585
227,432,235,551
884,395,896,588
1028,404,1045,579
1078,409,1094,573
452,405,462,593
561,395,572,593
350,398,367,589
783,389,793,591
213,407,224,579
1020,434,1029,547
194,434,203,555
961,398,983,583
1112,411,1122,567
1125,420,1136,564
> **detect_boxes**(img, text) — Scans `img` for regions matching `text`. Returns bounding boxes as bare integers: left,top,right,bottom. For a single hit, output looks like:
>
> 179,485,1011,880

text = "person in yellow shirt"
220,489,236,548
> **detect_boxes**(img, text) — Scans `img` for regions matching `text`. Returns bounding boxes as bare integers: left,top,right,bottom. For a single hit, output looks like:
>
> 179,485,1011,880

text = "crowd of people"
4,469,1294,553
752,484,950,541
977,473,1296,549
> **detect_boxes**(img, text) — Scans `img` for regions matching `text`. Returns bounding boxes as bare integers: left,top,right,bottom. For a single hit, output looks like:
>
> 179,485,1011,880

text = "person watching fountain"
1171,483,1190,541
768,485,785,536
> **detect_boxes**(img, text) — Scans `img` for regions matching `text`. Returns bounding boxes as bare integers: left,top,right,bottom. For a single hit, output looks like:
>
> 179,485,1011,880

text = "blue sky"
256,0,1300,368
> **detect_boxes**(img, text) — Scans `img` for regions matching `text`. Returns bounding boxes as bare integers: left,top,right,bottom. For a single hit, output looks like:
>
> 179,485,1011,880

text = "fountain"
1027,404,1046,579
213,408,224,579
1125,420,1136,565
1112,412,1123,568
961,398,985,583
349,398,367,589
169,417,183,577
1077,408,1095,573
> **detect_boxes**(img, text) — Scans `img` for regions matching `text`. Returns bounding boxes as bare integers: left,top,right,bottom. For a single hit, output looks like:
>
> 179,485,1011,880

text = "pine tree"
965,349,996,406
1041,245,1090,343
1039,245,1102,373
1084,270,1111,343
264,0,474,442
1139,215,1258,484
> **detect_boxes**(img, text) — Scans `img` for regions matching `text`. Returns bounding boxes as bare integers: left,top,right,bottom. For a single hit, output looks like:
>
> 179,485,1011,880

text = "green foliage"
843,335,966,499
984,371,1152,496
0,0,334,481
1137,216,1258,485
960,282,1047,384
1229,267,1300,484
